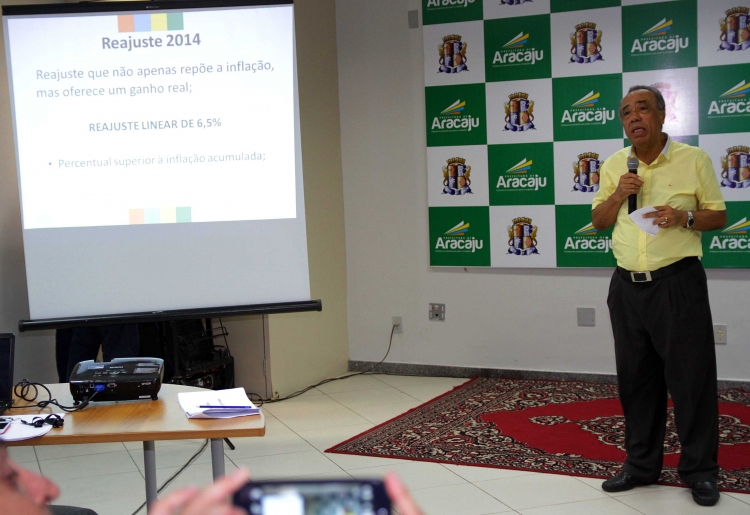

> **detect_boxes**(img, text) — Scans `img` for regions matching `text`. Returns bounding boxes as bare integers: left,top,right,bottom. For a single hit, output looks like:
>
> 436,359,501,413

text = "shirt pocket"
666,189,698,211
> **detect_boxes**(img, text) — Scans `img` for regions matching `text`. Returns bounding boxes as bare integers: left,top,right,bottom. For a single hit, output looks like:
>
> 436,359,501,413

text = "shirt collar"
629,134,671,161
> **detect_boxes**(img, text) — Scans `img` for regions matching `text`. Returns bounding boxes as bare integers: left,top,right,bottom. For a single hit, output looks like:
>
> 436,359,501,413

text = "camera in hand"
233,479,391,515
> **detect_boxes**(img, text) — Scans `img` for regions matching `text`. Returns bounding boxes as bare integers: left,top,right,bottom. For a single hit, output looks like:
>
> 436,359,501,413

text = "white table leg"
143,440,158,512
210,438,225,479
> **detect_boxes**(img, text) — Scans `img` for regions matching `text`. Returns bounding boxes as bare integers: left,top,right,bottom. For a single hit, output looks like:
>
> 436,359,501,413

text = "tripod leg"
224,438,235,450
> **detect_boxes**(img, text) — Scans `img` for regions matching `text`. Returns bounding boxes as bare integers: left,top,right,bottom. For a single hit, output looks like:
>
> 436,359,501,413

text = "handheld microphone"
627,157,639,214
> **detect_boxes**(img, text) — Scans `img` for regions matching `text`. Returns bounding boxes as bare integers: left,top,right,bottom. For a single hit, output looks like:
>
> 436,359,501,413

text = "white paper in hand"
629,206,661,236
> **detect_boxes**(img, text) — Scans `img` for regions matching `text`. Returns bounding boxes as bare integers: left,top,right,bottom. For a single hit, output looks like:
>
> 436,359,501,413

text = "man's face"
0,444,58,514
619,89,666,149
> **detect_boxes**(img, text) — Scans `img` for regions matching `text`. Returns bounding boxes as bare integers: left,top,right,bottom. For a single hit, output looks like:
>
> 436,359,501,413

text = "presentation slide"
7,6,295,230
3,2,311,321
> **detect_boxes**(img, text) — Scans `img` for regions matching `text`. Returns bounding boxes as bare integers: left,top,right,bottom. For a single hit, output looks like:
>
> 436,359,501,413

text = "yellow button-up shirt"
592,137,726,272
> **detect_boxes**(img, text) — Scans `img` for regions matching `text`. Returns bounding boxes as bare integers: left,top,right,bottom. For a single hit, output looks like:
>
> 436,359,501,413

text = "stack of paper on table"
177,388,261,419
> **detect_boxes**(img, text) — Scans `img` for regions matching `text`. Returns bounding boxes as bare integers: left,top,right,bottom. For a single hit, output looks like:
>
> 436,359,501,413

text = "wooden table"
7,383,265,511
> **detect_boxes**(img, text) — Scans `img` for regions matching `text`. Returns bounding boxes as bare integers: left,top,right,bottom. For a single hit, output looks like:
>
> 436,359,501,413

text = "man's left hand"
643,205,687,229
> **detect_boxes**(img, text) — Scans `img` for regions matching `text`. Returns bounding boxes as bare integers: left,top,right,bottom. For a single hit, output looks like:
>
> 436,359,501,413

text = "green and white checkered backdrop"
424,0,750,268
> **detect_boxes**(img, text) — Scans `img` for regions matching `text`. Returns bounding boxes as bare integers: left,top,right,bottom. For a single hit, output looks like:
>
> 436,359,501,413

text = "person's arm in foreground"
152,470,426,515
150,467,250,515
384,473,425,515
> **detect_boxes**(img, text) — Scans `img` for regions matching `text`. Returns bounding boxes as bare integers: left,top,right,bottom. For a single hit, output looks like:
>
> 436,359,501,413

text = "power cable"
247,324,398,404
130,439,210,515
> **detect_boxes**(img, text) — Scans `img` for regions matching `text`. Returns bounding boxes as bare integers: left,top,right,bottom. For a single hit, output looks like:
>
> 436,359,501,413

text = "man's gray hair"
622,85,666,113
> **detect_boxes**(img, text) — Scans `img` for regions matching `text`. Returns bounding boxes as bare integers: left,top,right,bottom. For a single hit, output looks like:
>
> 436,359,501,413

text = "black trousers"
607,258,719,486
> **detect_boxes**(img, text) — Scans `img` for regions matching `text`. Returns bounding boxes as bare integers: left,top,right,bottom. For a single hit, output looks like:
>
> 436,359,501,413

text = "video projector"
69,357,164,403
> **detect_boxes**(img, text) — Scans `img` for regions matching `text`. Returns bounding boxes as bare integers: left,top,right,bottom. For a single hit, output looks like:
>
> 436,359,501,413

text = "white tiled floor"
8,374,750,515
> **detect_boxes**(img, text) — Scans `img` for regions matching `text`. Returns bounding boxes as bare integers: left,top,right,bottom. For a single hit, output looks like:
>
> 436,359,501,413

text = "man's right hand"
592,173,645,231
614,173,644,203
150,468,249,515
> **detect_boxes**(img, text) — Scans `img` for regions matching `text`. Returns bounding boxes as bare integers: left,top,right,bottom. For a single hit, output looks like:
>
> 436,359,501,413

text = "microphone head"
627,157,639,171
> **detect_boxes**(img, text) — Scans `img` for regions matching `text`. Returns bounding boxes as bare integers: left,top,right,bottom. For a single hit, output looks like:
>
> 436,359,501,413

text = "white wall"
266,0,349,397
336,0,750,381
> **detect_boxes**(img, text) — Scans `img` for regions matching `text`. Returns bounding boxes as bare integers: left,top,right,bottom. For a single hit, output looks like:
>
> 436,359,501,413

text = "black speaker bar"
18,299,322,332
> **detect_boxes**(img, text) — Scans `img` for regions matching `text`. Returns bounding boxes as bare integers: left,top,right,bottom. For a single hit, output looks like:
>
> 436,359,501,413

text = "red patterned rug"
326,378,750,493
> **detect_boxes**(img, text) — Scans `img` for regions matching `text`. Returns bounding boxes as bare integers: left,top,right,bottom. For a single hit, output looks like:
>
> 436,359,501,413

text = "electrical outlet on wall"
714,325,727,345
392,316,403,333
429,303,445,321
577,307,595,327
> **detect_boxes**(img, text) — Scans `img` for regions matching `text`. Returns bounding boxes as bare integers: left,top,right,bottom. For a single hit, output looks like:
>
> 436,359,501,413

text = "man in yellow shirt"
592,85,727,506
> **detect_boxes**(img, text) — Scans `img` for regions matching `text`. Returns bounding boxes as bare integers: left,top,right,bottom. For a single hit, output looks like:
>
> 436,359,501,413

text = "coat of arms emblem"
573,152,600,192
442,157,472,195
504,92,535,132
570,22,603,63
439,34,468,73
721,146,750,189
720,7,750,52
507,217,539,255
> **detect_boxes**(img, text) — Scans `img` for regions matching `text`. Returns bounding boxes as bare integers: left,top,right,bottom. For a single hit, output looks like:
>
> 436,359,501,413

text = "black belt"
616,257,698,283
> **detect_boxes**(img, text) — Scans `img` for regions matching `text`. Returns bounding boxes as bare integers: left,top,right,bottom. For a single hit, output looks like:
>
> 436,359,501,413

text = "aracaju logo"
435,221,484,252
561,91,616,126
493,31,544,66
504,92,535,132
564,223,612,253
507,217,539,255
630,18,689,56
443,157,472,195
439,34,469,73
572,152,600,192
496,157,546,191
431,99,480,132
719,7,750,52
707,79,750,116
709,217,750,251
426,0,476,9
569,22,603,63
652,82,678,124
721,146,750,189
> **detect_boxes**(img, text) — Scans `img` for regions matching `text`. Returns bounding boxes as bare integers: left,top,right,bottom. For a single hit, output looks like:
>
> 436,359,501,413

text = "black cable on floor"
246,324,397,404
130,439,210,515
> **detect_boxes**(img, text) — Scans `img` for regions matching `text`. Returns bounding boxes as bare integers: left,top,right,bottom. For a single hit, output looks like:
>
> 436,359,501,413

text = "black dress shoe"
691,481,720,506
601,472,651,492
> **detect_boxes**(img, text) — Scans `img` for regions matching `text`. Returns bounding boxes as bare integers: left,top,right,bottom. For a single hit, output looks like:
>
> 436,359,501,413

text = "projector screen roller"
3,0,311,321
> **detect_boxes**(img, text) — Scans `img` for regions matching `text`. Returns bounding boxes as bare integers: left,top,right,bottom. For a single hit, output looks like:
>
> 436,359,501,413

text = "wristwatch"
685,210,695,229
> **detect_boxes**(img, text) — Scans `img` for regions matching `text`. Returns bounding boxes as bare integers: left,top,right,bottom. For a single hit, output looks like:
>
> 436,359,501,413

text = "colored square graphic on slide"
145,208,160,224
176,207,192,223
129,207,191,225
118,13,183,32
129,209,145,225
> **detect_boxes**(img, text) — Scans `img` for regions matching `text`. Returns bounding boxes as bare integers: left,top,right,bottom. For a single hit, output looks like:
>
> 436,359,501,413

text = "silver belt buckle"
630,271,652,282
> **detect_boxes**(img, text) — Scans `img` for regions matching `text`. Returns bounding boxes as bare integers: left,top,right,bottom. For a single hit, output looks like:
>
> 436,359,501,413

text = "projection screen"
2,0,312,323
